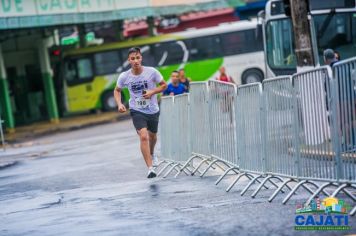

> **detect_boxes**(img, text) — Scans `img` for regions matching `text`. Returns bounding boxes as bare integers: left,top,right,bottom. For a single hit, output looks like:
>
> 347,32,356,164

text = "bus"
61,20,264,113
262,0,356,77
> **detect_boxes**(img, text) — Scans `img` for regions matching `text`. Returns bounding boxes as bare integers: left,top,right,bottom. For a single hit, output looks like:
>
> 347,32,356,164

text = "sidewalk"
2,111,129,145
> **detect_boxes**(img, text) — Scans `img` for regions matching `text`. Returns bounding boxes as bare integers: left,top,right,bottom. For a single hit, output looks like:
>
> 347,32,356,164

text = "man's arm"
114,87,127,113
143,80,167,99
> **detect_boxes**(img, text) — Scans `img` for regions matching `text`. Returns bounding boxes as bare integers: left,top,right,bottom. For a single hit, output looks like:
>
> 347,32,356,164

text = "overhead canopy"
0,0,245,30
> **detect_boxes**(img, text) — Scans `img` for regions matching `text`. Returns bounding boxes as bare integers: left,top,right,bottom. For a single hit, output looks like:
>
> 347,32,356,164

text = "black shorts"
130,110,160,133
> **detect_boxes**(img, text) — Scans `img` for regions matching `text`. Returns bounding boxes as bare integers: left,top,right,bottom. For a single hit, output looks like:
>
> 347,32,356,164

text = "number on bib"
135,97,150,109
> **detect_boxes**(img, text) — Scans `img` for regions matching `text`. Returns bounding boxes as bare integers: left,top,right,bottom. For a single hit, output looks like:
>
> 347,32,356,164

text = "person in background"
323,49,338,67
163,70,186,96
334,51,341,61
216,66,235,84
178,68,190,92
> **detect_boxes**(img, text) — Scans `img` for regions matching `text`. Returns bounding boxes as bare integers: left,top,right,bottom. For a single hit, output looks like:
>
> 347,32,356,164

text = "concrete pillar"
0,44,15,132
147,16,156,36
78,25,86,48
38,38,59,123
114,20,124,41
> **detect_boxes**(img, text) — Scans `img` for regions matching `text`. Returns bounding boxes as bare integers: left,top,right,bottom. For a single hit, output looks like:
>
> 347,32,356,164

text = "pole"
289,0,315,69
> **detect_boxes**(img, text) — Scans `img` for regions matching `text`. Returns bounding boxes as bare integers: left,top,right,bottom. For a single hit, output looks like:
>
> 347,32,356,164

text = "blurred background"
0,0,267,133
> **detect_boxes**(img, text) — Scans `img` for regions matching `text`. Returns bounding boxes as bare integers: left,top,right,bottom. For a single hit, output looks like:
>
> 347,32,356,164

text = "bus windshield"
265,11,356,74
314,12,356,64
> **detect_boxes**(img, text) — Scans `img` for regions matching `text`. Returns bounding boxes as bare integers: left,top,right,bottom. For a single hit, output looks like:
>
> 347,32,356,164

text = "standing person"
163,71,186,96
114,47,167,178
216,66,235,84
323,49,338,66
178,68,190,92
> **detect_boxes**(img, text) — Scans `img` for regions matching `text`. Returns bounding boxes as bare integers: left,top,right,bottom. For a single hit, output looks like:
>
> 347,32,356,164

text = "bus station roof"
0,0,245,30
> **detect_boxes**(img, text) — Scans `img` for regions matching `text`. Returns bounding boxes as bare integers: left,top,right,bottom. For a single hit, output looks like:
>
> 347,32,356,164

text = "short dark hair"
127,47,141,57
172,70,179,74
179,68,184,71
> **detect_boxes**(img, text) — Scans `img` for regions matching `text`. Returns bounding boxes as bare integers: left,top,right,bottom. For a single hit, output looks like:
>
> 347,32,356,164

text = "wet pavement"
0,120,355,236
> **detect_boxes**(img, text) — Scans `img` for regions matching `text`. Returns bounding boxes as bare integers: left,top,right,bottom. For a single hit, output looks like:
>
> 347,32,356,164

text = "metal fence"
158,57,356,216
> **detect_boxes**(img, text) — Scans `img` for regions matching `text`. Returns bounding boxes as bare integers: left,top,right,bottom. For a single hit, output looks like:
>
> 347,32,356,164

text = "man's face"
128,52,142,69
171,72,179,84
220,67,225,74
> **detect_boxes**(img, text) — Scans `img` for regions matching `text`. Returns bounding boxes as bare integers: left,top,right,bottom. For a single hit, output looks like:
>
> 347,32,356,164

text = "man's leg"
148,131,157,156
138,128,153,167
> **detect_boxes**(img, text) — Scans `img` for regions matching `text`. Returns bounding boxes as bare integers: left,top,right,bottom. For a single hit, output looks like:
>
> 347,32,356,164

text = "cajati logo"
294,196,352,231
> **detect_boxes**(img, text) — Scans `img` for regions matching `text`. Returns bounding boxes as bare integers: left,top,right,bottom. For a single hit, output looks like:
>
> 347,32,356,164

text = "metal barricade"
293,67,335,181
224,82,269,193
236,83,265,174
208,80,238,167
178,82,216,177
333,57,356,185
263,77,298,178
260,76,302,201
159,96,174,162
157,66,356,215
189,83,211,158
279,67,344,204
158,94,192,177
171,94,191,163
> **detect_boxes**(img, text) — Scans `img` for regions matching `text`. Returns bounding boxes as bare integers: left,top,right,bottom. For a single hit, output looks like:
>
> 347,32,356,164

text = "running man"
114,47,167,178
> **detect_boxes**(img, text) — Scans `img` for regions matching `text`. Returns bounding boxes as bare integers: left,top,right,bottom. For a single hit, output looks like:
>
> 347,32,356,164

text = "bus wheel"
242,69,264,84
102,91,122,111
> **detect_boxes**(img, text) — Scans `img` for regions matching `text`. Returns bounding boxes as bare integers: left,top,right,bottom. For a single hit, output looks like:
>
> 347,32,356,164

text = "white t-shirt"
116,66,163,114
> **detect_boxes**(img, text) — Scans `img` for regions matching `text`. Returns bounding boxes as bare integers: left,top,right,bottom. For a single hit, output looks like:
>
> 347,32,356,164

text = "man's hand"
118,104,127,113
169,92,174,96
143,90,155,99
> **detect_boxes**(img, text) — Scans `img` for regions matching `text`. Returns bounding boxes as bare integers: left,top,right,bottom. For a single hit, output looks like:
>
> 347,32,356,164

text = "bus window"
77,58,93,80
64,57,94,85
314,13,356,64
185,35,221,61
64,60,77,82
153,41,186,66
266,19,296,69
94,51,121,75
220,29,263,56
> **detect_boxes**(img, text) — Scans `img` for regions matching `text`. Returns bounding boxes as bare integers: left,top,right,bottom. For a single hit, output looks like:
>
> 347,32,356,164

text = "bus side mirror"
256,24,263,41
256,10,264,41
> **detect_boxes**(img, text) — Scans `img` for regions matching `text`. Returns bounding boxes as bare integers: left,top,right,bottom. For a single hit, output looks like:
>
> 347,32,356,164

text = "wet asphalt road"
0,120,355,236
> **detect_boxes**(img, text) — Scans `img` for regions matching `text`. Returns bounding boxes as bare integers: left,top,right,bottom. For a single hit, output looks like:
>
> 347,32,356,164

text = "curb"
5,113,131,144
0,161,19,170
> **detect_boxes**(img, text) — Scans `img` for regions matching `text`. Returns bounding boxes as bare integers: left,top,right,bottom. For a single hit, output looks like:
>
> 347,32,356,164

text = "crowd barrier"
157,57,356,216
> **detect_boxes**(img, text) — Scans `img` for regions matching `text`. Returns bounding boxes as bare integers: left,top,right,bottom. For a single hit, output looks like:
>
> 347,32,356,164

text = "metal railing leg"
157,162,174,176
177,154,203,176
268,178,296,202
215,167,239,185
163,163,181,178
350,206,356,216
225,172,246,192
331,183,356,201
240,175,262,196
282,180,326,204
251,175,275,198
199,159,220,178
306,182,334,205
191,158,210,176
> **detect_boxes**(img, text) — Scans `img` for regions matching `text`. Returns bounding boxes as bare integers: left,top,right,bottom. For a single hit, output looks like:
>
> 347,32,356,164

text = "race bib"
135,97,150,109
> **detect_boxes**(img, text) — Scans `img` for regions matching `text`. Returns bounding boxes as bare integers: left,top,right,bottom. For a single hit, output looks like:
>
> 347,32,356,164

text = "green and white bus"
61,20,264,113
262,0,356,77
